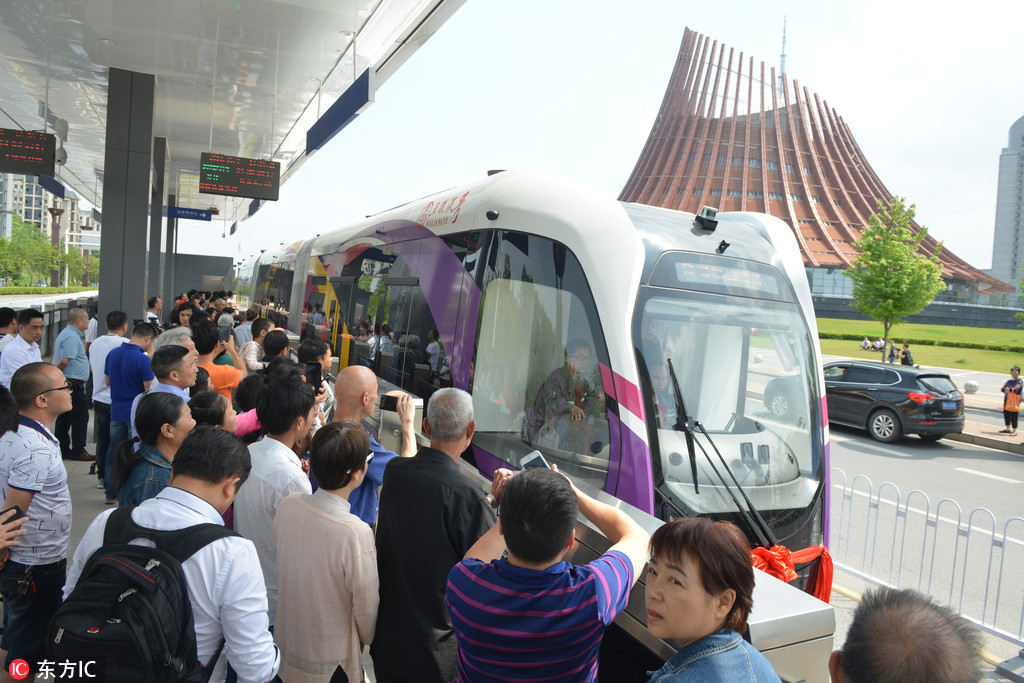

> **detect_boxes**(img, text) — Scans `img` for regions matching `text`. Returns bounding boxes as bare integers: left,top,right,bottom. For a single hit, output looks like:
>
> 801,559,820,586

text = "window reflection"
471,232,610,490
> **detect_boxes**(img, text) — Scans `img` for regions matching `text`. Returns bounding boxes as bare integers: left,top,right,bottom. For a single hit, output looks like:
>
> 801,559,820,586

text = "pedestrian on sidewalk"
900,343,914,367
999,365,1022,435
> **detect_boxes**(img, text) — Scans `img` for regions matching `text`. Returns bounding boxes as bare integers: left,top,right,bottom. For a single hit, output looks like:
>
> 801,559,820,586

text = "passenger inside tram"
525,338,605,454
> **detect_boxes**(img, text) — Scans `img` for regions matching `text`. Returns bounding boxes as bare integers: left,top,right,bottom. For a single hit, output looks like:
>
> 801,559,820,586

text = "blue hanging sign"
306,68,375,153
167,206,212,221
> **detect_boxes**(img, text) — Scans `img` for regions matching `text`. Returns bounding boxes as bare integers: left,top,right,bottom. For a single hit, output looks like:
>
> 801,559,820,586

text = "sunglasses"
34,382,73,398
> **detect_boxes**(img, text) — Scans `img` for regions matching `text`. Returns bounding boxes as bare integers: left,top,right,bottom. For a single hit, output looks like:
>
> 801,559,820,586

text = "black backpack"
48,505,238,682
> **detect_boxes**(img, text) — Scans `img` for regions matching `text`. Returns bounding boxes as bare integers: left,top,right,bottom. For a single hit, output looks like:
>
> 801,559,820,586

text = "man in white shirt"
64,426,281,683
232,374,316,626
0,309,44,389
0,308,17,356
88,311,128,490
0,362,73,680
83,310,98,356
145,295,163,331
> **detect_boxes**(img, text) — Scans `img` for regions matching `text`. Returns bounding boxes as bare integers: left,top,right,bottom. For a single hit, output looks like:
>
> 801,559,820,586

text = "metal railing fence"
830,467,1024,648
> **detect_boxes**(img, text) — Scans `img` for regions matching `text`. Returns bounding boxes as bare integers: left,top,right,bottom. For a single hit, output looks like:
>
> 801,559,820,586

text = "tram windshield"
635,253,823,524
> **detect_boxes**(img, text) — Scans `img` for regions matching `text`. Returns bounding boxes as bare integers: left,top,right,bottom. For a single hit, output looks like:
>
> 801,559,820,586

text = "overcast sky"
187,0,1024,274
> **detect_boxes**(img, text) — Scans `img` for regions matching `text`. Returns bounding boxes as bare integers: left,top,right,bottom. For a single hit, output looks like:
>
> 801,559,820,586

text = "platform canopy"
0,0,463,220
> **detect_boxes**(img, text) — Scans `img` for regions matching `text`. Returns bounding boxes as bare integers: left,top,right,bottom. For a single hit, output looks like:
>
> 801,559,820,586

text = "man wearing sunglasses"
0,362,73,680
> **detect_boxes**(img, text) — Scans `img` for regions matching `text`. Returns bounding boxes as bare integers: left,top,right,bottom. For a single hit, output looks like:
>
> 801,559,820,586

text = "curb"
945,431,1024,456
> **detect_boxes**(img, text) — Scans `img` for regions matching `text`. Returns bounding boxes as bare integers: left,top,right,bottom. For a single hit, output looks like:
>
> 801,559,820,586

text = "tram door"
325,275,356,359
376,276,432,394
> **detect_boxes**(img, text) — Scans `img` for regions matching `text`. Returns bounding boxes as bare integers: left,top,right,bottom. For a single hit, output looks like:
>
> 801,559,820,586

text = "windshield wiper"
666,358,699,495
666,358,778,549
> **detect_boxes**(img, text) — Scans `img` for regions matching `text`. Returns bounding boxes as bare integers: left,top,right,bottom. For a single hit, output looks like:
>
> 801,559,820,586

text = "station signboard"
168,206,212,221
199,152,279,201
0,129,56,176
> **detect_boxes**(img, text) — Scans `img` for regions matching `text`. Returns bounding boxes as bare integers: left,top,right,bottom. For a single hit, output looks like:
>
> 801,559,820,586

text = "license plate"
942,401,956,410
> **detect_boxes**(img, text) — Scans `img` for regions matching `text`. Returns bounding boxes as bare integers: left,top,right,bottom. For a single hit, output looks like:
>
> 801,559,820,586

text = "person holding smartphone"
445,466,649,682
0,364,75,680
299,340,335,423
332,366,414,526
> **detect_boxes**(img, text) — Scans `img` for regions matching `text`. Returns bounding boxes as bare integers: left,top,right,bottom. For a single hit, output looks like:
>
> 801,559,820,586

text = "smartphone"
0,505,26,523
219,326,233,343
380,394,399,412
520,450,551,469
304,363,322,389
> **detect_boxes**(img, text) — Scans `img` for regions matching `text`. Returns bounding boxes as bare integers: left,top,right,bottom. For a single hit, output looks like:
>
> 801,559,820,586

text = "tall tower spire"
778,17,787,92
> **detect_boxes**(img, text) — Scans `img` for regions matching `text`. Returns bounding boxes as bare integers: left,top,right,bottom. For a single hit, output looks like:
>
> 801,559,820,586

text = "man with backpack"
60,426,280,683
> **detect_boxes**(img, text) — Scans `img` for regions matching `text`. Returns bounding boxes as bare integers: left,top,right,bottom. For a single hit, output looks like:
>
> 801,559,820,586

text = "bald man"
53,308,93,461
333,365,415,525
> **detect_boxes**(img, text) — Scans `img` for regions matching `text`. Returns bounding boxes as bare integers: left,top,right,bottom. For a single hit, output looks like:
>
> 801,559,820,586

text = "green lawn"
816,318,1024,373
816,318,1022,347
818,339,1022,374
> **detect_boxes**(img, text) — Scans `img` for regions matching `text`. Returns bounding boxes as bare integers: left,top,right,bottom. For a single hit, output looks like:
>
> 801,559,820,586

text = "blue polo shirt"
53,325,90,382
445,550,633,682
347,428,398,525
105,343,154,423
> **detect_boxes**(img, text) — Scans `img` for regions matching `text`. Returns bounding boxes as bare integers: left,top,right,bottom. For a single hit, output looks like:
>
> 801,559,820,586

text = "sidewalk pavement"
822,354,1024,457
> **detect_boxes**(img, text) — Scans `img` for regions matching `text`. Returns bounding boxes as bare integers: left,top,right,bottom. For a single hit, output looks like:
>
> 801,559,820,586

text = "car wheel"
919,433,943,442
768,391,790,419
868,409,902,443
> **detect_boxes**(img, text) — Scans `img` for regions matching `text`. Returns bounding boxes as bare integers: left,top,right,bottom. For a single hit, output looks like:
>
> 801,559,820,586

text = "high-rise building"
621,28,1012,301
0,173,101,248
990,115,1024,293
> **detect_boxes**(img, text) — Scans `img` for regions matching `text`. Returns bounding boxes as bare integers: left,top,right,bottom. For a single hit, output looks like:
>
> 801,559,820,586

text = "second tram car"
250,170,829,550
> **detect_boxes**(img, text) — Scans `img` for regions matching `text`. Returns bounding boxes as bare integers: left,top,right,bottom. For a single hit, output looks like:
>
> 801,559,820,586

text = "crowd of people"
0,295,988,682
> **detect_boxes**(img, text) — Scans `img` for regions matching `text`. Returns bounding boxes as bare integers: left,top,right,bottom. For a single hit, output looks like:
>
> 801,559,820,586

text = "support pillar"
48,207,64,287
147,136,167,303
98,67,154,333
163,192,177,307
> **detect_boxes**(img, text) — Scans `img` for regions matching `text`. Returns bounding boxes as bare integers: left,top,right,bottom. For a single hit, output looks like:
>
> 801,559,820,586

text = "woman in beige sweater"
274,423,378,682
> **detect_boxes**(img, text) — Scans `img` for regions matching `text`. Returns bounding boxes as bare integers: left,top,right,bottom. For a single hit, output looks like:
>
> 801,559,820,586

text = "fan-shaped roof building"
620,28,1012,297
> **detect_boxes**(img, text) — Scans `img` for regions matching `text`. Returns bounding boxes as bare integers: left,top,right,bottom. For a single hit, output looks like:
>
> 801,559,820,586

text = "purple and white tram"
250,170,829,550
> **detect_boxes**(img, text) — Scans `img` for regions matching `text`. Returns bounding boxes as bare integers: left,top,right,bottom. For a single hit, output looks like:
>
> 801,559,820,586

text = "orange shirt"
202,361,241,400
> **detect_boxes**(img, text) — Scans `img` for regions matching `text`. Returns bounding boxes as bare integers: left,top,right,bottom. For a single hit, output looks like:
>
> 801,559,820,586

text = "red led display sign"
199,152,279,201
0,129,56,176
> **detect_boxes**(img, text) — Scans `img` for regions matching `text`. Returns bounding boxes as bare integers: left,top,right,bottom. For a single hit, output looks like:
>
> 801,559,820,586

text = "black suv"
823,361,964,443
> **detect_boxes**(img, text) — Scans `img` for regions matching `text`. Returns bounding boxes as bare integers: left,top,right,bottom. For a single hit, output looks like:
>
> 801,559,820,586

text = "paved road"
828,426,1024,670
0,289,97,308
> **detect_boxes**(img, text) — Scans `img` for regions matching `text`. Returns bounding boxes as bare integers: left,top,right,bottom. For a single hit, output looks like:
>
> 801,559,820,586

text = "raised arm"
573,483,649,587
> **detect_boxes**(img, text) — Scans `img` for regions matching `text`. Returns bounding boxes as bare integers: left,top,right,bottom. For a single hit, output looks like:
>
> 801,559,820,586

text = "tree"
844,197,945,361
0,215,56,286
0,215,99,288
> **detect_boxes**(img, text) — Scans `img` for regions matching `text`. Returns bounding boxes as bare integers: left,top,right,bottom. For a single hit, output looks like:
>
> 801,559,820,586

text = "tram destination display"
0,129,56,176
199,152,279,201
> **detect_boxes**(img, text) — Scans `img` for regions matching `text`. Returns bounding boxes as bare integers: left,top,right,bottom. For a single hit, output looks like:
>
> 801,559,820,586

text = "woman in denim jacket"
646,518,781,682
114,392,195,506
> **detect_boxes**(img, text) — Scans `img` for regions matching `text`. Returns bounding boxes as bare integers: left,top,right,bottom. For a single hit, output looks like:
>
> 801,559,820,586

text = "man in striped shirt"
445,467,649,682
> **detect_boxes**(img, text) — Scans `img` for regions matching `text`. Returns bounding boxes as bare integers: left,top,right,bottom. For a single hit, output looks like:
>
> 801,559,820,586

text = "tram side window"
255,261,294,330
472,232,611,490
319,240,444,400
